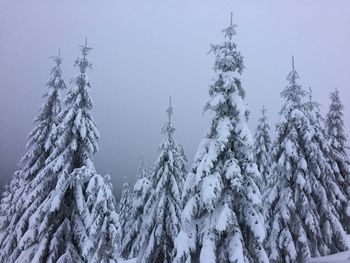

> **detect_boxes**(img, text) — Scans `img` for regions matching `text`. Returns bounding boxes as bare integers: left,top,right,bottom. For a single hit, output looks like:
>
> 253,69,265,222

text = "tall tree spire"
167,96,172,122
163,96,175,138
223,12,237,40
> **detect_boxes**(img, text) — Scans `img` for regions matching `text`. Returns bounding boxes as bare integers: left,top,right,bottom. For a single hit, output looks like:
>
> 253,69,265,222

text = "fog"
0,0,349,198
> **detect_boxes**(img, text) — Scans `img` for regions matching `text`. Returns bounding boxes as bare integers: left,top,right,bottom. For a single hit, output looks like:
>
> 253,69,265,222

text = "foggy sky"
0,0,349,198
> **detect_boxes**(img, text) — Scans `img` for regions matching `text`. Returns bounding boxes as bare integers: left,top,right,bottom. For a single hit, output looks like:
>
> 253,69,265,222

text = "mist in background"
0,0,349,198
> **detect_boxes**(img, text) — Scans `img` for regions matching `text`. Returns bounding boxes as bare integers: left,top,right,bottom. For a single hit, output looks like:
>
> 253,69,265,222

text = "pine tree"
137,98,187,263
325,88,350,232
46,39,99,173
306,87,350,235
0,40,107,263
30,39,100,262
265,58,348,263
0,176,23,260
85,171,119,263
0,184,12,245
121,159,151,259
253,106,272,193
20,52,66,180
119,181,132,254
174,15,268,263
0,52,66,262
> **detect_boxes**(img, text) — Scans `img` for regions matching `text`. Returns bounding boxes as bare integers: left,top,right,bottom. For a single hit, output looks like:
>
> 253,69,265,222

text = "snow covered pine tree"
306,87,350,237
85,171,119,263
265,57,348,263
0,40,119,263
0,51,66,262
325,88,350,232
253,106,272,194
42,39,118,262
137,98,188,263
174,14,268,263
119,181,133,254
120,160,151,259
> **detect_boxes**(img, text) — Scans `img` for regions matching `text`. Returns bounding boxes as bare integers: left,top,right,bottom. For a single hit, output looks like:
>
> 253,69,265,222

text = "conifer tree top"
261,106,267,119
205,13,246,123
326,88,348,152
75,38,92,74
281,56,306,110
162,96,175,138
136,158,148,180
50,49,63,73
222,12,237,40
19,50,66,176
209,13,243,76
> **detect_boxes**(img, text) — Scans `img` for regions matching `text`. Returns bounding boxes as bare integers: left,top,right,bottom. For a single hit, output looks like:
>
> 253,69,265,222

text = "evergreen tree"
306,87,350,235
0,184,12,245
0,52,66,262
85,171,119,263
29,39,100,262
137,99,187,263
46,39,99,173
0,40,108,263
265,58,348,263
121,159,151,259
119,181,132,253
41,40,119,263
174,15,268,263
0,176,24,260
253,106,272,193
325,88,350,232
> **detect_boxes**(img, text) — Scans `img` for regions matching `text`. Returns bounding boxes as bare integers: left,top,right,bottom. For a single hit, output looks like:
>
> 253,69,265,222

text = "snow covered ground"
119,258,136,263
311,250,350,263
311,235,350,263
119,235,350,263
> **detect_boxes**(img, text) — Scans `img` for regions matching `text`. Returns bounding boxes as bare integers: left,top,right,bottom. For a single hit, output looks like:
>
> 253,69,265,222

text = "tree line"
0,15,349,263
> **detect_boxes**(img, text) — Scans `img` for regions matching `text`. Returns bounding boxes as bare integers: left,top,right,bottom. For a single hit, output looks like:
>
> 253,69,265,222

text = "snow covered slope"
119,258,136,263
311,235,350,263
311,251,350,263
120,236,350,263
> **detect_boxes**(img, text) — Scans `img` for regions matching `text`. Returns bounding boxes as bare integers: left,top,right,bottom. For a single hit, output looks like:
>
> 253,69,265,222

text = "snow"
311,235,350,263
119,258,137,263
311,251,350,263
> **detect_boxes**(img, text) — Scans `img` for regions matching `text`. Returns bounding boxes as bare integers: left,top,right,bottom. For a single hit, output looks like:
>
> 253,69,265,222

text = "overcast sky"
0,0,349,198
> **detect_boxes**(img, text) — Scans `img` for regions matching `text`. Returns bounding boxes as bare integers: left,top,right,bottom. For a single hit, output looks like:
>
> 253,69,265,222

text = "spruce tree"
137,99,187,263
325,88,350,232
121,160,151,259
119,181,132,253
174,15,268,263
253,106,272,193
30,39,100,262
0,40,113,263
46,39,99,173
44,40,119,263
85,171,119,263
265,58,348,263
0,52,66,262
306,87,350,235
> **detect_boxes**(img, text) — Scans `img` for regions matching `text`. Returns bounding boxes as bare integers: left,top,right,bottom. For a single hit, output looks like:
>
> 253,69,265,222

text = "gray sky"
0,0,349,198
